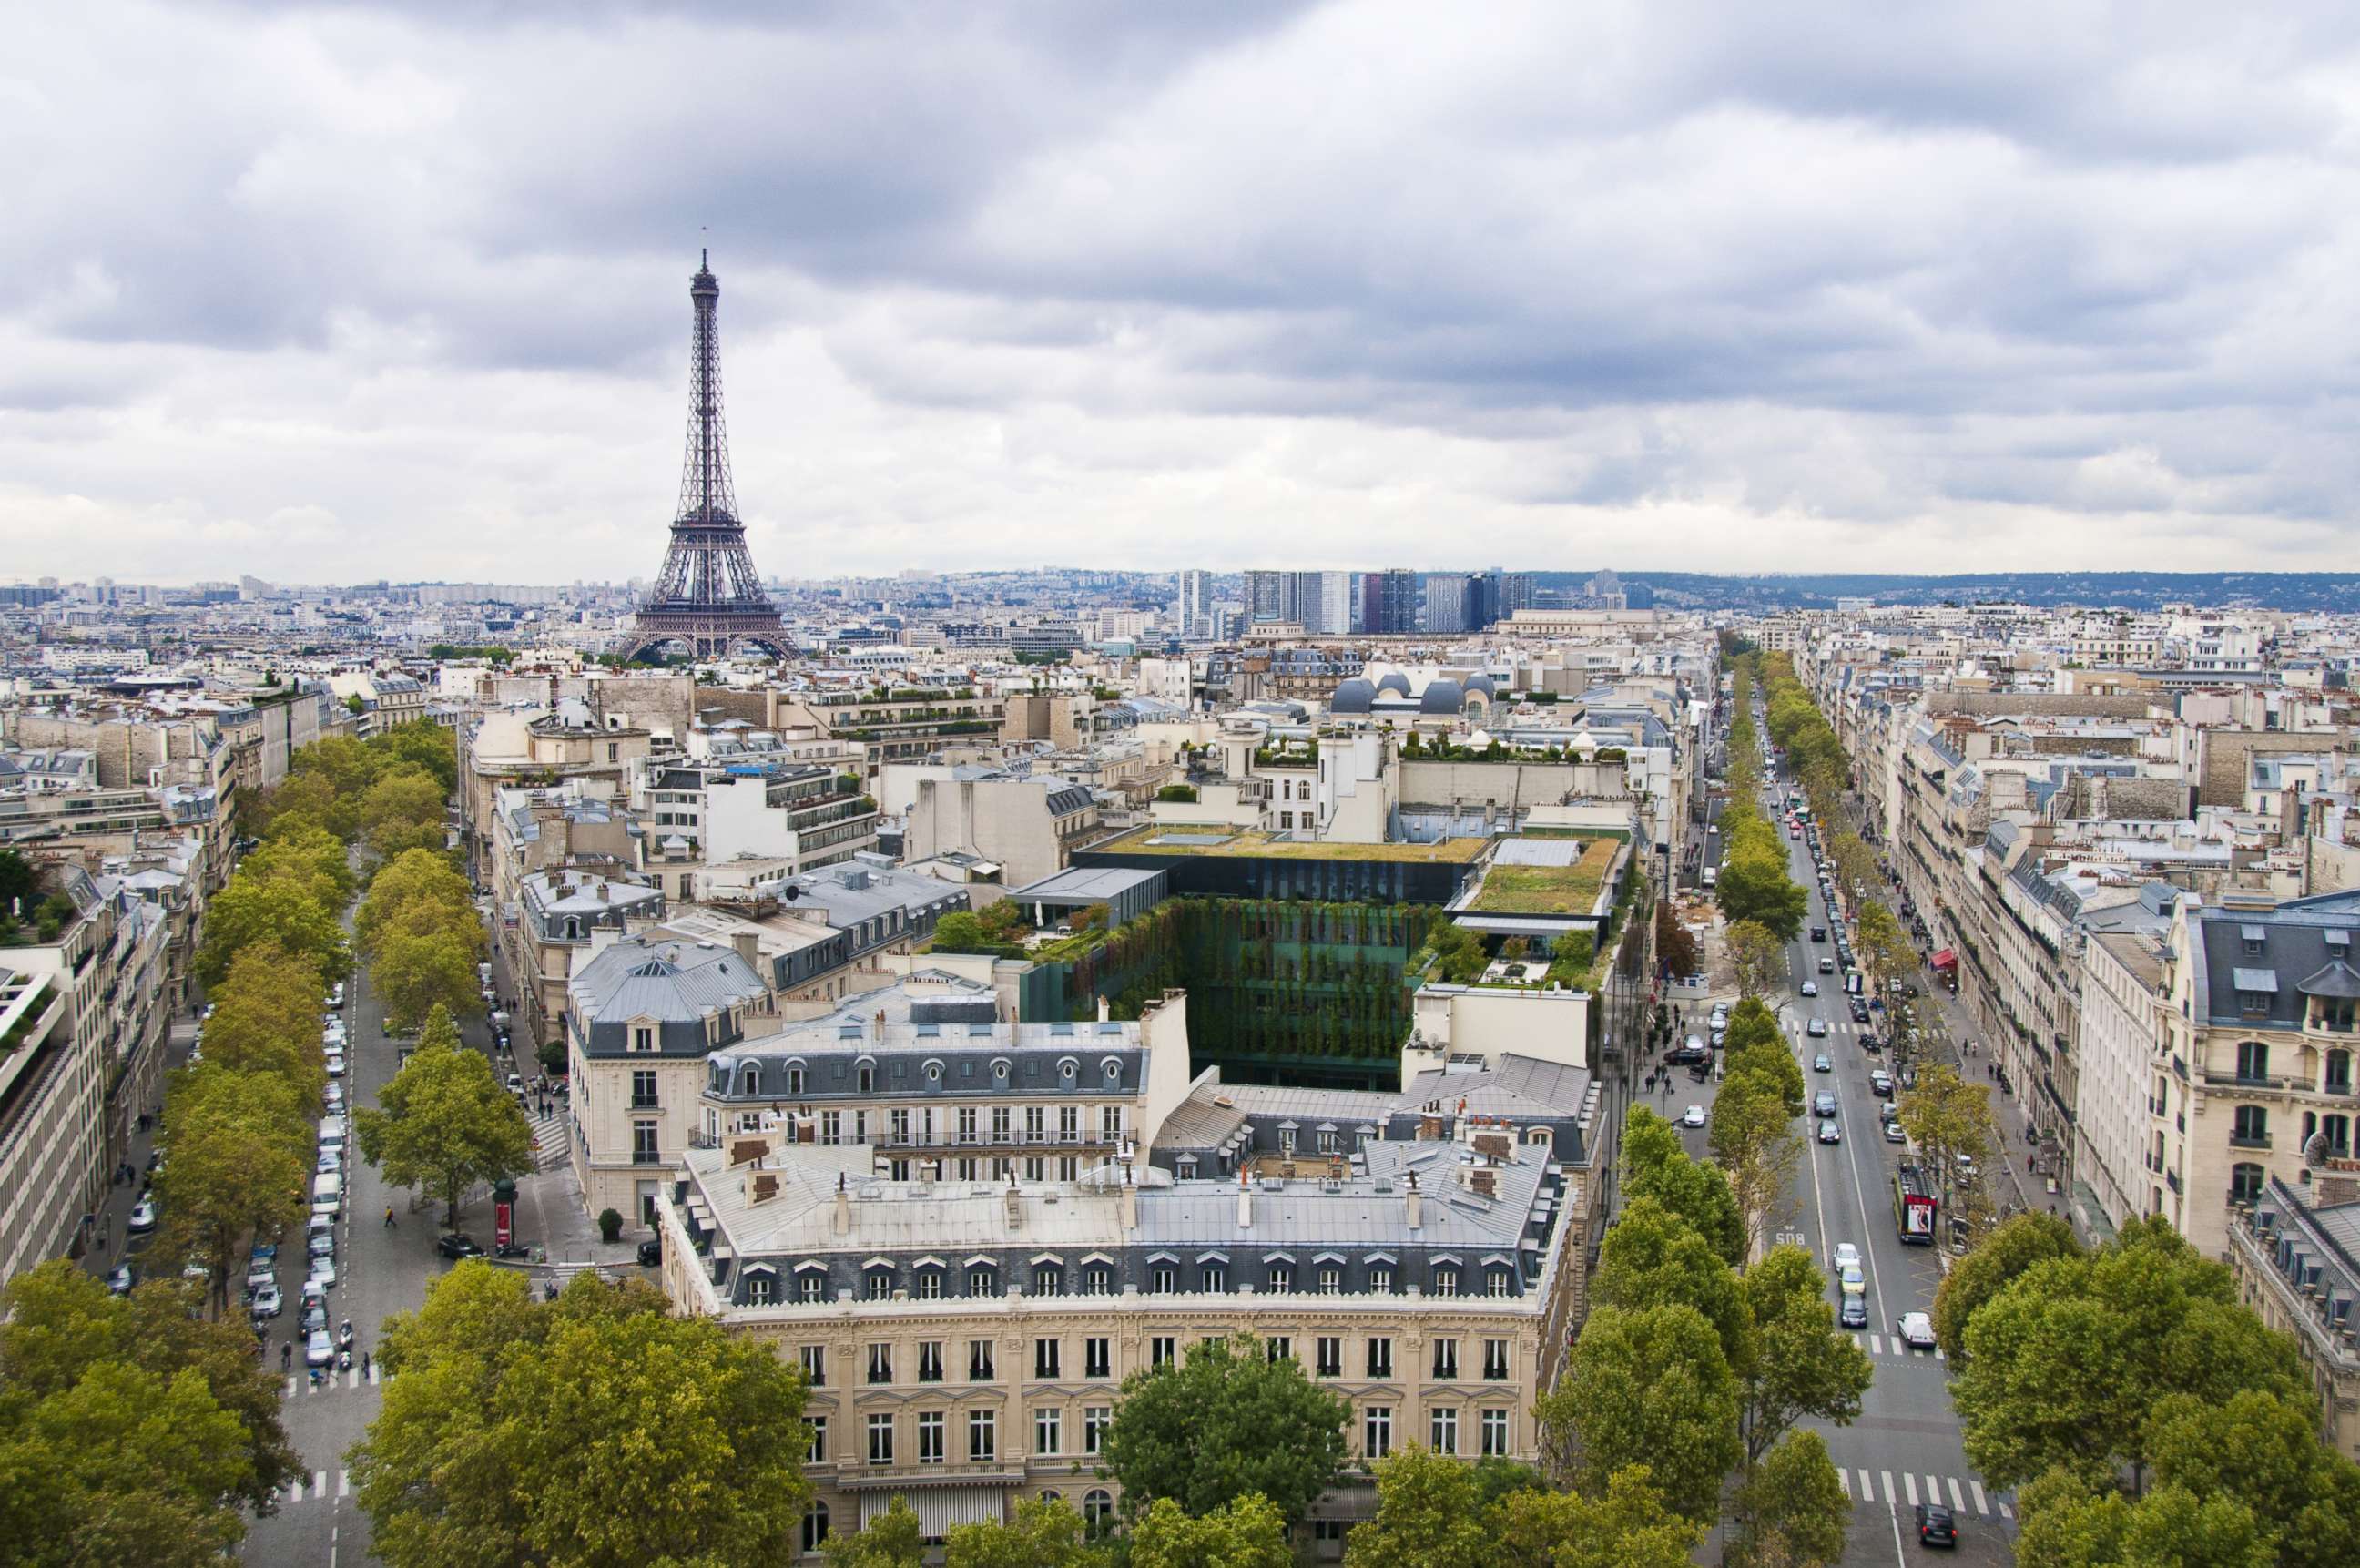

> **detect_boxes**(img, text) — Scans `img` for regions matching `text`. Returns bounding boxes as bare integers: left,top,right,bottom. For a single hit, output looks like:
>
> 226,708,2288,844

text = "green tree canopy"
1492,1463,1703,1568
941,1495,1105,1568
1735,1245,1872,1467
1537,1302,1741,1523
352,1265,810,1568
153,1064,312,1316
1127,1495,1292,1568
355,848,479,961
1932,1210,2080,1363
1622,1106,1745,1269
195,876,350,988
1709,1068,1800,1260
1343,1444,1500,1568
1728,1430,1850,1568
353,1005,534,1225
194,942,329,1096
371,927,485,1033
1101,1333,1349,1527
1725,920,1787,1001
1592,1196,1750,1370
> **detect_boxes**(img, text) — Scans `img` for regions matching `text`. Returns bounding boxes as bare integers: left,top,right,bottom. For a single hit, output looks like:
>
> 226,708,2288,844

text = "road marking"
1851,1332,1864,1351
286,1476,305,1502
1903,1472,1919,1507
1970,1481,1989,1515
1859,1470,1875,1502
1925,1475,1940,1510
1868,1333,1883,1355
315,1469,328,1498
1934,1344,1946,1361
1948,1477,1965,1512
1838,1469,1852,1499
338,1469,351,1498
346,1368,359,1388
1999,1501,2014,1521
1881,1471,1897,1512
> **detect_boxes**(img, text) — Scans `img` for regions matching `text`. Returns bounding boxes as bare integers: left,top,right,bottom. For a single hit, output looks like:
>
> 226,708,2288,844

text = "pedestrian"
384,1205,396,1229
361,1350,371,1380
281,1341,291,1372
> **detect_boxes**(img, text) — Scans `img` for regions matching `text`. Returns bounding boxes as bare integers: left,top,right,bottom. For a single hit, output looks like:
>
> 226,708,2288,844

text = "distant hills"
1535,572,2360,613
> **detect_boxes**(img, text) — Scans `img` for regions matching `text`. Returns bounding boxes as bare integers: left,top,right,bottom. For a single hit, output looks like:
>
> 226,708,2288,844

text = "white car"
250,1282,283,1319
317,1149,342,1176
1896,1312,1938,1349
127,1197,157,1234
325,1054,346,1079
1800,980,1819,996
306,1260,337,1293
305,1329,335,1369
1833,1242,1860,1271
1680,1105,1708,1129
324,1085,344,1111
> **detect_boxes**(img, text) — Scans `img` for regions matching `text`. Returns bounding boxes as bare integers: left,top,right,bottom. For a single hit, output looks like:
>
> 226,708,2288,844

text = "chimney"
1236,1165,1253,1229
1097,994,1110,1023
1119,1161,1138,1231
832,1172,850,1236
732,930,759,970
1406,1171,1422,1230
1004,1177,1022,1231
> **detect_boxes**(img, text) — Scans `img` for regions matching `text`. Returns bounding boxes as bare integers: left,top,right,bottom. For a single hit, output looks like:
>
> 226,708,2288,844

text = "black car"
1915,1502,1958,1547
636,1237,663,1268
1848,998,1872,1023
436,1233,484,1259
1810,926,1827,942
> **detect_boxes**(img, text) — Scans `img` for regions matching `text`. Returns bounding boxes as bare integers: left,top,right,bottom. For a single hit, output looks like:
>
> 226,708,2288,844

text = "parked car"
307,1259,337,1293
107,1263,136,1296
127,1197,157,1234
437,1233,484,1259
1896,1312,1938,1349
1870,1071,1894,1096
305,1329,334,1369
324,1054,345,1079
1884,1118,1907,1144
1914,1503,1958,1548
300,1302,330,1336
308,1230,335,1260
637,1237,664,1268
1848,997,1871,1023
250,1282,283,1319
1679,1105,1707,1129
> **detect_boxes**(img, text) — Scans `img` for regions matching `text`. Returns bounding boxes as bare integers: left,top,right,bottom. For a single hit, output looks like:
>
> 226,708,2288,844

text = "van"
311,1172,342,1214
1702,867,1719,889
318,1116,345,1154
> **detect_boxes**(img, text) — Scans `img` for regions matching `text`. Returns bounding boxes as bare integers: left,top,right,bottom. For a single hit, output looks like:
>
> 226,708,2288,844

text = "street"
1750,725,2019,1566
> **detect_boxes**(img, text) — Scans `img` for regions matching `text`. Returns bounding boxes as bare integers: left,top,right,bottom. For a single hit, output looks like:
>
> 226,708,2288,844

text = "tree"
239,823,356,911
1710,1069,1801,1260
371,928,485,1033
1621,1106,1745,1269
1128,1495,1292,1568
1896,1063,1997,1203
1933,1210,2080,1363
1492,1464,1702,1568
1952,1218,2303,1492
351,1265,810,1568
152,1066,312,1319
1592,1197,1748,1369
0,1262,299,1564
1537,1303,1741,1522
1654,899,1702,980
353,1006,535,1226
942,1496,1105,1568
0,848,39,911
2015,1472,2272,1568
930,911,992,952
195,877,350,988
2141,1390,2360,1568
1729,1430,1849,1568
1101,1334,1348,1527
245,769,338,843
355,848,479,961
1726,920,1786,1000
1715,844,1806,942
825,1497,926,1568
1344,1445,1494,1568
360,768,449,860
376,718,459,795
194,942,328,1096
1734,1246,1872,1467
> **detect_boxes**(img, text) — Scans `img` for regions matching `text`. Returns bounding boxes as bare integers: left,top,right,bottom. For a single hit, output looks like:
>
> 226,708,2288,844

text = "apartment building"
904,773,1101,892
0,967,79,1286
2225,1176,2360,1462
636,760,881,901
772,687,1006,771
459,697,660,885
657,1003,1599,1550
506,869,665,1052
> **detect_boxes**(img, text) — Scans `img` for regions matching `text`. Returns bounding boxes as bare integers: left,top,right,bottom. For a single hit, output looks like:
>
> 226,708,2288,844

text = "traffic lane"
1821,1355,2015,1566
240,1376,381,1565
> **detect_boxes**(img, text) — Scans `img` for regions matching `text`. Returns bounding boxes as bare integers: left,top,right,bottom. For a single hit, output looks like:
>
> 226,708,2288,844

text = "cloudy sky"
6,1,2360,584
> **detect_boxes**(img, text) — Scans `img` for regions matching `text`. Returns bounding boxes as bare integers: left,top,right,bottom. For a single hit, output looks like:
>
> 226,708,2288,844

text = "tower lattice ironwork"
625,250,785,661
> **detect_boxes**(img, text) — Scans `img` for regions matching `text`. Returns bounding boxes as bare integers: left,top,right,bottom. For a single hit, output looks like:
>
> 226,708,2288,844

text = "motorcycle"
337,1346,353,1372
336,1319,355,1353
493,1240,530,1259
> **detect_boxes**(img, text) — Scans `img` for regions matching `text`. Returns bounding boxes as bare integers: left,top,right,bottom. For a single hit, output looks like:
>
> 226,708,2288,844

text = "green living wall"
1019,898,1445,1092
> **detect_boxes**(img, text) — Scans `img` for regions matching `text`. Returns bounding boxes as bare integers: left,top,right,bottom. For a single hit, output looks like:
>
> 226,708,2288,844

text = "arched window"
743,1064,762,1097
2233,1105,2270,1146
801,1502,830,1553
1083,1491,1114,1532
787,1064,805,1096
857,1061,875,1094
2230,1162,2264,1205
2237,1041,2270,1082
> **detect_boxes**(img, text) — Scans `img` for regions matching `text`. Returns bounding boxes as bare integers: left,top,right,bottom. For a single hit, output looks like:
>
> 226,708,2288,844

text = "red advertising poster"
495,1198,514,1249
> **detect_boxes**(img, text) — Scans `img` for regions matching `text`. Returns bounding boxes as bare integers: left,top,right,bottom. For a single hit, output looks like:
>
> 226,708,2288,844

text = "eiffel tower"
623,250,787,662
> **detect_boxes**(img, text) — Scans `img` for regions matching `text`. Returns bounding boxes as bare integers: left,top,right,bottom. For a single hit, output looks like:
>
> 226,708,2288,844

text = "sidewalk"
76,1018,194,1285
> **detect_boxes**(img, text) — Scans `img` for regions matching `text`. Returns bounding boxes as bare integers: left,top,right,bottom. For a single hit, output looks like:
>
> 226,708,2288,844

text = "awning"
860,1484,1006,1535
1929,949,1958,972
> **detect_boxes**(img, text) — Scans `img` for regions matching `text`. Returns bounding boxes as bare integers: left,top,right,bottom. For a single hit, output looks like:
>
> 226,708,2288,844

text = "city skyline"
9,5,2360,582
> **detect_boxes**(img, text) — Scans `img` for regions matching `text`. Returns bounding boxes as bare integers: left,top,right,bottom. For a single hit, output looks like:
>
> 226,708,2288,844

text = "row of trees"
355,847,486,1033
1714,667,1807,944
1937,1213,2360,1568
1534,1106,1872,1563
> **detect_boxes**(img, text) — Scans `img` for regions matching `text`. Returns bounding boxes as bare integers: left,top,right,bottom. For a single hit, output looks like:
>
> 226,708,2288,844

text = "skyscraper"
1177,569,1215,637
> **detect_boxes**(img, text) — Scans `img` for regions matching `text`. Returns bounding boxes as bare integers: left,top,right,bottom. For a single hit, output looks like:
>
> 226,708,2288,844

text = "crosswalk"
1854,1331,1944,1362
524,1105,570,1172
283,1364,385,1397
1838,1467,2013,1520
276,1468,352,1506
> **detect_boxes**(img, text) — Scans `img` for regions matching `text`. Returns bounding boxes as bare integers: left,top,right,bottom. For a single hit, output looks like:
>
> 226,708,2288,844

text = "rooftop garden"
1091,827,1487,863
1465,837,1621,916
1399,732,1628,764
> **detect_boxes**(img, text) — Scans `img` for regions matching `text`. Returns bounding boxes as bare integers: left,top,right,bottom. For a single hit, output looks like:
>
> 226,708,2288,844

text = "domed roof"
1464,674,1496,697
1332,678,1378,714
1375,672,1412,697
1419,677,1466,715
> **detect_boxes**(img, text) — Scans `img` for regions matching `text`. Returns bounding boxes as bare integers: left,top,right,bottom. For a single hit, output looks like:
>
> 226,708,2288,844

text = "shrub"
598,1207,624,1243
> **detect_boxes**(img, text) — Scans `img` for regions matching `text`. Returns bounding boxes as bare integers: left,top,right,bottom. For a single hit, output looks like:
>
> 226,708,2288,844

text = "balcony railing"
2203,1070,2284,1091
2228,1134,2273,1151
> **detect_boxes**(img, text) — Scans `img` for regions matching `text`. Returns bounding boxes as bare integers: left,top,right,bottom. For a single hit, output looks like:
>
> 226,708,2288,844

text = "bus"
1893,1165,1938,1245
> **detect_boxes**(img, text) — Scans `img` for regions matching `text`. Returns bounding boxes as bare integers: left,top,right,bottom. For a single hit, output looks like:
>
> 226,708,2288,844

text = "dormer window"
2242,924,2267,958
632,1026,656,1053
787,1064,805,1096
